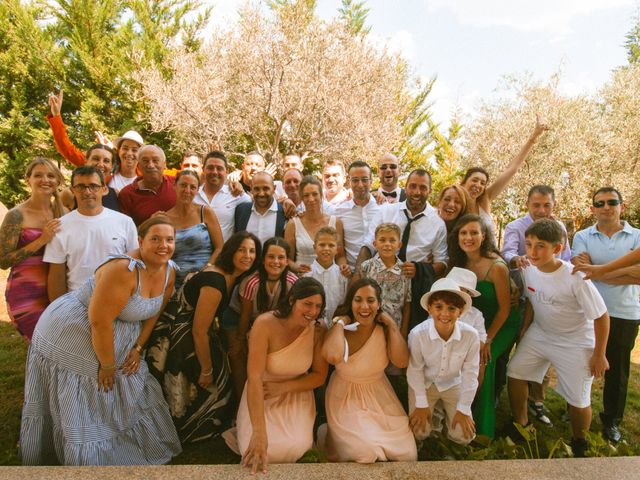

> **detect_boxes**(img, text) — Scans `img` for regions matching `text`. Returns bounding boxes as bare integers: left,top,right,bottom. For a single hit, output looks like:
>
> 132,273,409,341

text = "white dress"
292,216,336,266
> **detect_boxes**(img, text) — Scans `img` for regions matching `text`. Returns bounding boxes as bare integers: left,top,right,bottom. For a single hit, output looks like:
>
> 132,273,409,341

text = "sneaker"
528,401,553,426
571,437,589,458
602,424,622,444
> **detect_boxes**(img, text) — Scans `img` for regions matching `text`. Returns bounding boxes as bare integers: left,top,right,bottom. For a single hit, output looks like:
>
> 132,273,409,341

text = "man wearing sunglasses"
375,153,406,204
44,166,138,302
572,187,640,443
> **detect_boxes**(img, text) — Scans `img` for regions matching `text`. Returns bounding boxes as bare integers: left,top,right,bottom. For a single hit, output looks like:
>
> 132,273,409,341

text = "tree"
338,0,371,36
0,0,209,207
137,1,418,170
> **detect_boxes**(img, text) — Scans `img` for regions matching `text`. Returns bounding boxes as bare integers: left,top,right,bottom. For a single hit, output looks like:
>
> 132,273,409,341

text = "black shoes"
571,437,589,458
602,424,622,443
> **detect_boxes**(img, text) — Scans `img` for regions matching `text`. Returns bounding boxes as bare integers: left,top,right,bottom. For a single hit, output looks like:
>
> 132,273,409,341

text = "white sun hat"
114,130,144,149
446,267,481,297
420,277,473,315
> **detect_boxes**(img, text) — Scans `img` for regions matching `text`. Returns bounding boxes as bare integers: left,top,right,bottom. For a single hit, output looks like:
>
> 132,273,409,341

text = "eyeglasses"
379,164,398,170
593,199,621,208
72,183,103,192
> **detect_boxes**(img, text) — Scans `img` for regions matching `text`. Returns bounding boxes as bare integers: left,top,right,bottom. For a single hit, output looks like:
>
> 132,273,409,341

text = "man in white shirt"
234,172,287,245
193,151,250,241
333,160,380,268
45,166,138,301
322,159,350,209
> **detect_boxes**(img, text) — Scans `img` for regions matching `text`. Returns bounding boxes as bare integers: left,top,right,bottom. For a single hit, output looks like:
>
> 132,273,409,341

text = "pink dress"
227,322,316,463
5,228,49,340
322,325,417,463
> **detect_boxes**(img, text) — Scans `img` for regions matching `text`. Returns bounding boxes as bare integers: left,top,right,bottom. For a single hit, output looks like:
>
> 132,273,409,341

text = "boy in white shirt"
507,218,610,457
407,278,480,445
304,226,349,328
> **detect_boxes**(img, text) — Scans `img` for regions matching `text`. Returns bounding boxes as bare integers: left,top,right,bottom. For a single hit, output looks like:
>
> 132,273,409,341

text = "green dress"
472,259,521,438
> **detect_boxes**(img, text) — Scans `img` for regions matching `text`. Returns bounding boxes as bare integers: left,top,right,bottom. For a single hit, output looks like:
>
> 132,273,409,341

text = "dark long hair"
257,237,292,312
334,277,382,319
461,167,490,185
214,231,261,276
447,214,501,270
274,277,325,320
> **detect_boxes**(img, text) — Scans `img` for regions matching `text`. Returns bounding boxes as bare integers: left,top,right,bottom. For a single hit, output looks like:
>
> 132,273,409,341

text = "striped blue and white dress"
20,255,182,466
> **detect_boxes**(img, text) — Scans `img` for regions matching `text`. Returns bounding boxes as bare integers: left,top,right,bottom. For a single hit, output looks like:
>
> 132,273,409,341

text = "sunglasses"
379,164,398,170
593,199,621,208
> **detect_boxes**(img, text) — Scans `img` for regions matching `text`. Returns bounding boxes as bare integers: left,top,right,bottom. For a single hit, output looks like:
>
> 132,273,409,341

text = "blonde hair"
314,226,338,242
374,222,401,239
437,185,470,218
24,157,65,218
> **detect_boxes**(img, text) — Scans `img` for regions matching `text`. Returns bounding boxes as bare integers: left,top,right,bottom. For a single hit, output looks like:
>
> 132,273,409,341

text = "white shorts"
507,329,593,408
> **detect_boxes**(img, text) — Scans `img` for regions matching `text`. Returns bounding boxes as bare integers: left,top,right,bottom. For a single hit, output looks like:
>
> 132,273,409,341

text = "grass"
2,318,640,466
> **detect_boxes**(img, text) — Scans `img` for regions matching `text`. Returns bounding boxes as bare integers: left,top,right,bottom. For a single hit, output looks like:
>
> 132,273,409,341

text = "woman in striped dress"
20,216,182,465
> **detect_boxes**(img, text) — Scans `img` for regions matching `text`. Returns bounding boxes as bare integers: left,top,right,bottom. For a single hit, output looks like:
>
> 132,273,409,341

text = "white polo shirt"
333,195,381,267
194,184,250,241
246,199,279,245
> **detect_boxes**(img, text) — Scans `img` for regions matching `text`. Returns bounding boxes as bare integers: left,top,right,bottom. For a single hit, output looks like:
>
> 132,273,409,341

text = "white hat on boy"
446,267,481,297
420,277,473,315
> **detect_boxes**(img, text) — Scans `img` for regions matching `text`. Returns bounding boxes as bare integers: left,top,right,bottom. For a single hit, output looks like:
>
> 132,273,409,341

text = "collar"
345,194,375,210
428,318,462,343
311,259,337,273
252,198,278,214
588,221,632,236
371,254,403,273
399,200,432,218
134,175,167,192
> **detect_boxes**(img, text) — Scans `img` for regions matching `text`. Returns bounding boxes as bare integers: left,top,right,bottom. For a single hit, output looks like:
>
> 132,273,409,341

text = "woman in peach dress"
320,278,417,463
223,277,328,474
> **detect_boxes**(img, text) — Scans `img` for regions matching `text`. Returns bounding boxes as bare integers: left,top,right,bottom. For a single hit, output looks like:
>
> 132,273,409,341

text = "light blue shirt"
571,221,640,320
501,214,572,265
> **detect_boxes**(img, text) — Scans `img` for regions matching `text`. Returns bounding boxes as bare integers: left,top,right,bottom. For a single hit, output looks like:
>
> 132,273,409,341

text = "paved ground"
1,457,640,480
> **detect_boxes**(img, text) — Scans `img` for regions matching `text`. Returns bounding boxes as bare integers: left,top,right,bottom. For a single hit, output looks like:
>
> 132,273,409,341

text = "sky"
205,0,639,128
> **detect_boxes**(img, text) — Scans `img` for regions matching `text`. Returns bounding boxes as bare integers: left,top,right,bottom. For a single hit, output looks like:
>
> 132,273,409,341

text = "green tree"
338,0,371,35
625,11,640,64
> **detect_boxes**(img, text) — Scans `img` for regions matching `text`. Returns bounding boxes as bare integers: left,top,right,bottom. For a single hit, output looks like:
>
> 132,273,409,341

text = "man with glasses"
44,166,138,301
571,187,640,443
334,161,380,269
375,153,405,204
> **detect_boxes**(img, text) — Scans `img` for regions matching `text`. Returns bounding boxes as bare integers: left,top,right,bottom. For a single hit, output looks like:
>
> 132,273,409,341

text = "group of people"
1,102,639,469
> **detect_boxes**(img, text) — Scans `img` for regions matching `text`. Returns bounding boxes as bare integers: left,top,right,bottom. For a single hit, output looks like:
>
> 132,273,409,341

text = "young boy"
355,223,412,338
407,278,480,444
507,218,610,457
304,226,349,328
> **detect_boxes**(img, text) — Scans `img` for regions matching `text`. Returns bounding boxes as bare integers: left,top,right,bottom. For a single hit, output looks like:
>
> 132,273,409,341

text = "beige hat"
446,267,481,297
420,278,472,315
114,130,144,149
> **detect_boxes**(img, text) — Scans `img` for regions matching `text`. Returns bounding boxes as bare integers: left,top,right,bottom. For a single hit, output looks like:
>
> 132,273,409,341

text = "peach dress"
322,325,417,463
227,322,316,463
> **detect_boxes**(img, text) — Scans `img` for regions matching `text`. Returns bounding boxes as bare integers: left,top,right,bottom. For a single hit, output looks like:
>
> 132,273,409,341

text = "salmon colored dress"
226,322,316,463
322,325,417,463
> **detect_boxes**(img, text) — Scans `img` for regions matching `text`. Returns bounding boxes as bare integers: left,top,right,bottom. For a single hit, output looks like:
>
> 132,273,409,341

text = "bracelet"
332,317,345,327
201,368,213,376
133,343,143,353
100,363,115,370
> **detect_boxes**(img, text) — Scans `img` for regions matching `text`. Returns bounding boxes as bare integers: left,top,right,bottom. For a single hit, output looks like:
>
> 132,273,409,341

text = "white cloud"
425,0,634,33
368,29,417,60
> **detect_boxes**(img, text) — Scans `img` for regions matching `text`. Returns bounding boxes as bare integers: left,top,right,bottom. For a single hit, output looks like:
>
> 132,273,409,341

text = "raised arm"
378,311,409,368
46,90,86,167
483,115,548,205
88,260,136,391
0,208,60,270
243,316,270,475
322,318,348,365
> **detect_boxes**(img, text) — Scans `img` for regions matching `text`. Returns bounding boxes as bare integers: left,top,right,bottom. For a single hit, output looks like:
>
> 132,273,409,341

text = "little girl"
222,237,299,401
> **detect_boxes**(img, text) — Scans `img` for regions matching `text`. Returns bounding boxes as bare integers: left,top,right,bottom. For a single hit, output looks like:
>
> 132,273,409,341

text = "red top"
46,114,86,167
118,175,177,225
